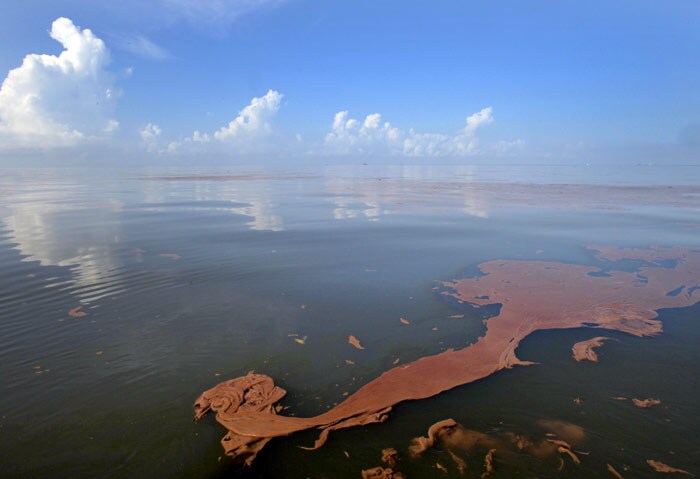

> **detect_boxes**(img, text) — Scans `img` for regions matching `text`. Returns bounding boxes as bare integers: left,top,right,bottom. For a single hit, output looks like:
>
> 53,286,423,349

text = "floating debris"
68,306,87,317
399,317,410,325
408,416,586,475
193,246,698,466
646,459,692,475
572,336,610,362
537,420,586,444
348,335,365,349
409,419,470,458
158,253,181,260
361,467,404,479
436,462,448,473
381,448,399,468
448,449,467,474
448,314,464,319
607,463,625,478
558,446,581,465
633,398,661,408
547,438,573,449
482,449,496,478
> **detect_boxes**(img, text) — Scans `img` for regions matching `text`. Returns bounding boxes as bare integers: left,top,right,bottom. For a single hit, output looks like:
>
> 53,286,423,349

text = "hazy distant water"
1,164,699,478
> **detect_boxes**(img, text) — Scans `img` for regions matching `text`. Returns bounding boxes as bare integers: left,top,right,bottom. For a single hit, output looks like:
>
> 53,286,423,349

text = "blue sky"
0,0,698,164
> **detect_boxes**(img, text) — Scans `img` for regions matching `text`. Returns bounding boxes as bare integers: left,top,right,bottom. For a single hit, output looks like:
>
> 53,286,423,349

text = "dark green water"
1,165,698,478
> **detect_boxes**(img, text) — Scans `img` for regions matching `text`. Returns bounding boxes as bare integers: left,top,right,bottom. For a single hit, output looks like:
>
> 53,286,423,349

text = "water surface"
1,165,699,478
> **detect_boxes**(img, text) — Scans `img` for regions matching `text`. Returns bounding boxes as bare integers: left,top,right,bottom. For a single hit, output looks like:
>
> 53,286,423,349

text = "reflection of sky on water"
323,164,490,221
229,198,284,231
138,176,284,231
331,196,383,220
321,165,700,223
3,165,700,306
462,187,489,218
179,178,284,232
2,183,127,304
1,168,494,308
1,165,700,478
0,174,286,305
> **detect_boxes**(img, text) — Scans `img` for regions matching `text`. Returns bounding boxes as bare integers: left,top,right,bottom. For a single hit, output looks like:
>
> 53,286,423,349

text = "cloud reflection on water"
324,164,490,222
0,173,288,305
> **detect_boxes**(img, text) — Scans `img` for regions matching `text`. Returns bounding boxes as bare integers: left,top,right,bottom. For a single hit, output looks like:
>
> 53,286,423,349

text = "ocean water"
0,164,699,478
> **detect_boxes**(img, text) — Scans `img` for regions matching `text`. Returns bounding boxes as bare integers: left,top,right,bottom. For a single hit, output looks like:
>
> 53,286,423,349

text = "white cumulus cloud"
213,89,282,141
104,119,120,133
166,90,283,154
0,17,118,149
140,123,163,153
324,107,494,157
464,107,493,135
325,111,402,155
140,123,162,141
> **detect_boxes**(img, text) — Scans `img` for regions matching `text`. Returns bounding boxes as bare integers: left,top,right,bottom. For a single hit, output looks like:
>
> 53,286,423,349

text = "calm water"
1,165,699,478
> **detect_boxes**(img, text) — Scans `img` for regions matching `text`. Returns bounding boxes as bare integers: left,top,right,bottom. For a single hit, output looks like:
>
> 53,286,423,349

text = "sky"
0,0,698,165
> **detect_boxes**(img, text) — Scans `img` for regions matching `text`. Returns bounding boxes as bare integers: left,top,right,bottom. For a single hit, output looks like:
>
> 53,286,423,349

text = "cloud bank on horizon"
160,89,285,154
324,107,494,157
1,0,698,165
0,17,505,158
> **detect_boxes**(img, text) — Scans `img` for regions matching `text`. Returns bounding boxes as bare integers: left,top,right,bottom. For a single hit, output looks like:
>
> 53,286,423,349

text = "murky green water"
1,165,698,478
